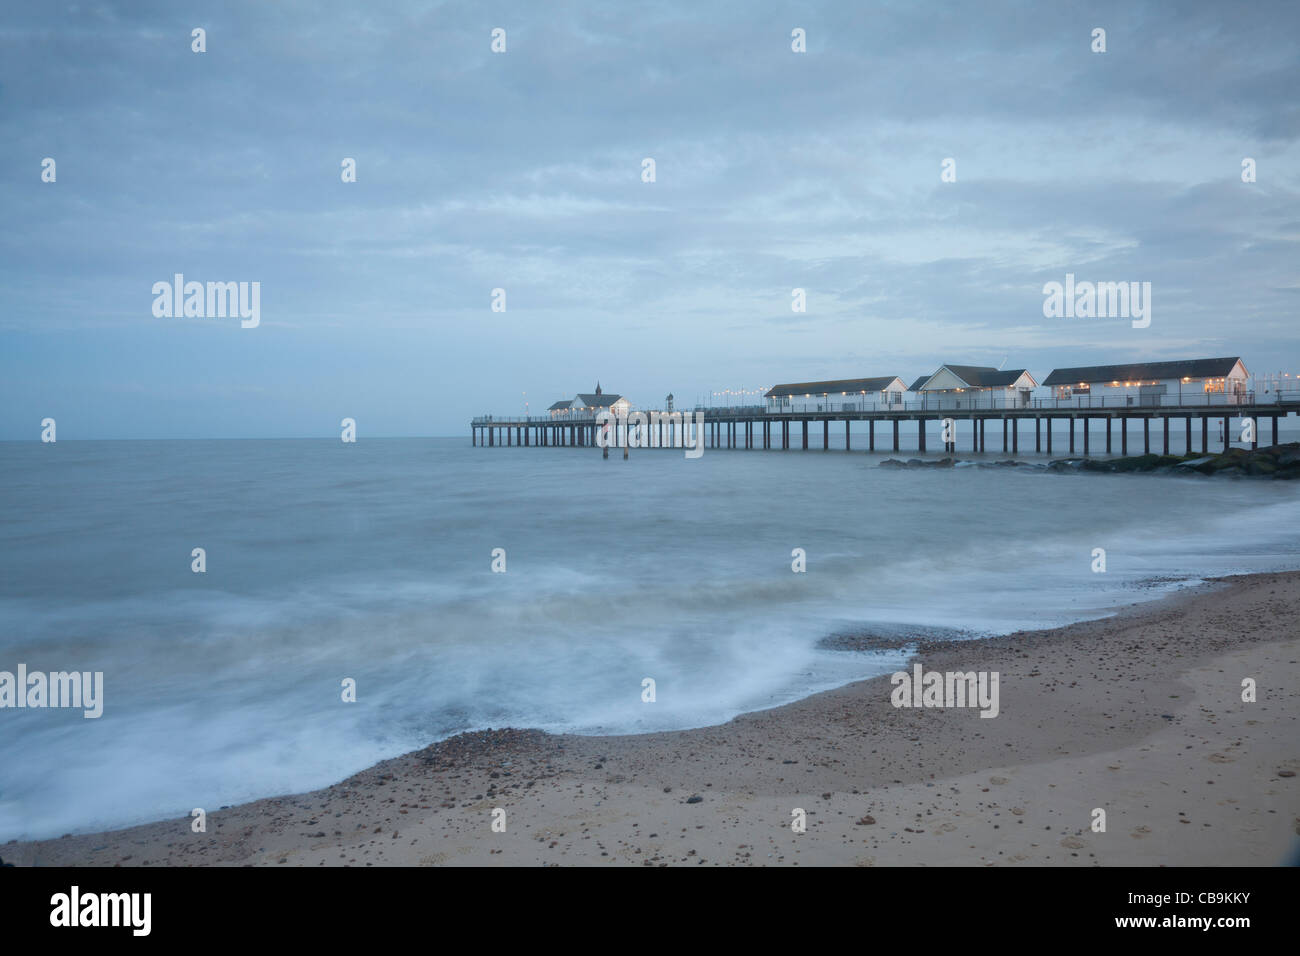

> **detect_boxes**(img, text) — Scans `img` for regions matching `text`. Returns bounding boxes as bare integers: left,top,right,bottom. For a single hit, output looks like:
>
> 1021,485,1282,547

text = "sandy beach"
8,570,1298,867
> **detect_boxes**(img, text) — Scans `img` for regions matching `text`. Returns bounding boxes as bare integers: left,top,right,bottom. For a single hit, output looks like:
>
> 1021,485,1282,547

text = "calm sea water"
2,436,1298,840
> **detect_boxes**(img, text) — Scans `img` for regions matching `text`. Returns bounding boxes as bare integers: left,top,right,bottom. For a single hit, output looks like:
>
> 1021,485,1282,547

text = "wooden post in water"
918,418,927,452
1068,417,1074,455
1143,418,1150,455
869,419,875,451
1012,417,1018,454
1083,417,1088,455
893,419,900,451
1121,418,1127,455
1201,416,1208,453
1163,417,1170,455
1106,418,1112,454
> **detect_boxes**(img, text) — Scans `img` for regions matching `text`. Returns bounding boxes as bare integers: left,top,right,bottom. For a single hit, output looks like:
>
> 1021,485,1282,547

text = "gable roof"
1041,357,1244,386
915,365,1035,389
765,376,903,398
548,400,574,410
575,392,623,407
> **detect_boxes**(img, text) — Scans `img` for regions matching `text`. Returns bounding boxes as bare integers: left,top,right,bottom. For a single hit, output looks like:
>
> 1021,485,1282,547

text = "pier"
471,392,1300,455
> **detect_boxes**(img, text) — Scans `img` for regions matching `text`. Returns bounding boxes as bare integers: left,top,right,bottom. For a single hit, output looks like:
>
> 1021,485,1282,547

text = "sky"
1,0,1298,438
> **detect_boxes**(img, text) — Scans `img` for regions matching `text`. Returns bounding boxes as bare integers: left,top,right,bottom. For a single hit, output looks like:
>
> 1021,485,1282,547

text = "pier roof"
1042,357,1244,386
576,392,624,407
914,365,1034,390
765,376,903,398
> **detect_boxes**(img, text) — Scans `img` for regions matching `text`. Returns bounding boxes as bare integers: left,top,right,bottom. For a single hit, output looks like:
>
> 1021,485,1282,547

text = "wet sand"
7,571,1299,866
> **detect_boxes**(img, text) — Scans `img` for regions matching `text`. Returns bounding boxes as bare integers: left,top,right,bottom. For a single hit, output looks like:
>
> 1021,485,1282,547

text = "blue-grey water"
2,435,1299,841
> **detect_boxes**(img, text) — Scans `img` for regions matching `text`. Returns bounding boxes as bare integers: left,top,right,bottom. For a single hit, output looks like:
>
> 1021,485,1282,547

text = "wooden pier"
472,396,1300,456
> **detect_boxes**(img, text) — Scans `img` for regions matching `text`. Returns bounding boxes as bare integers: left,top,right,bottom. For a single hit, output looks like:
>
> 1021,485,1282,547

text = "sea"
2,432,1298,840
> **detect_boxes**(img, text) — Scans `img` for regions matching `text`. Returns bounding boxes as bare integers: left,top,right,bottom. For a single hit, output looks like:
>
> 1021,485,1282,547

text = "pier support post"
1046,418,1052,454
1012,417,1018,454
1202,416,1208,453
1143,418,1150,455
869,419,875,451
1163,417,1170,455
1035,417,1040,453
919,419,927,452
1106,418,1112,454
893,419,900,451
1185,417,1191,455
975,419,981,453
1223,416,1231,451
980,418,986,452
824,419,829,451
472,428,477,447
1002,418,1008,453
802,420,808,450
1121,418,1127,455
1068,417,1074,455
845,419,851,451
1274,415,1280,445
1083,417,1088,455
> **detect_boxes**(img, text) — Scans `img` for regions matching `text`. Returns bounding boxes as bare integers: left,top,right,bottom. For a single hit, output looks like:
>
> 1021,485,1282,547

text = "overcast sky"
2,0,1298,437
